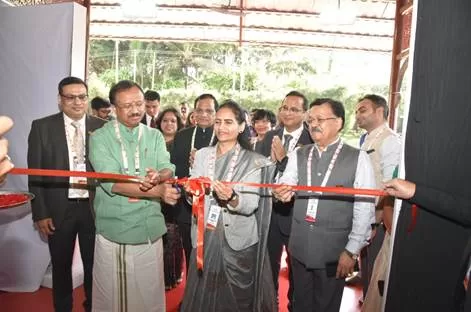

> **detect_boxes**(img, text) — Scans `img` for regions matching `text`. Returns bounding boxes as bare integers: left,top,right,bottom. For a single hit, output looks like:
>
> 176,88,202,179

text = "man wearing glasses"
257,90,313,311
28,76,106,312
170,94,218,279
89,80,180,311
273,98,376,312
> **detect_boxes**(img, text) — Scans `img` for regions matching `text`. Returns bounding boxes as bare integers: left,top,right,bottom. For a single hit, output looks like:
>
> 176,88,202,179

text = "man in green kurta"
89,80,180,312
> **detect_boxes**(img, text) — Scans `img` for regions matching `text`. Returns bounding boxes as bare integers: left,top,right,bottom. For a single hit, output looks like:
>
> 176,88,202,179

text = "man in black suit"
256,91,313,311
28,77,106,312
141,90,160,128
170,93,218,275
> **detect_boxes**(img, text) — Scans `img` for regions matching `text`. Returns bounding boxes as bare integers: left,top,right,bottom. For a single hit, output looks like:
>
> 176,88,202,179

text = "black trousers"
267,214,294,311
291,256,345,312
47,199,95,312
178,221,192,277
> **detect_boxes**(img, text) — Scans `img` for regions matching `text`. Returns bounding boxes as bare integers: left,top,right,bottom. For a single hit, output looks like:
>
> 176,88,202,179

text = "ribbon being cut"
5,167,386,270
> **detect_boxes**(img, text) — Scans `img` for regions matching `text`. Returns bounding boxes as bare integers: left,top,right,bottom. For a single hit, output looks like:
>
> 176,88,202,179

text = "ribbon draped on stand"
9,167,393,273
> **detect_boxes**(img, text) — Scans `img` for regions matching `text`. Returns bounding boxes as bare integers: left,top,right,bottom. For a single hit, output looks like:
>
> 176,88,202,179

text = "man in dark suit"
170,93,218,275
256,91,313,311
28,76,106,312
140,90,160,128
383,2,471,311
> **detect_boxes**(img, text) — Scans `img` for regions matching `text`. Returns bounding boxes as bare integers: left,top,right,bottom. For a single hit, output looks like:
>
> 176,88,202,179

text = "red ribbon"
407,204,419,233
172,177,386,272
9,168,387,272
10,168,142,182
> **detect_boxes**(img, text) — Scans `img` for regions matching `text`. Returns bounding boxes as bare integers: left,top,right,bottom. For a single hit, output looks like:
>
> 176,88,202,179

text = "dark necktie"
150,117,156,128
359,133,367,147
283,134,293,152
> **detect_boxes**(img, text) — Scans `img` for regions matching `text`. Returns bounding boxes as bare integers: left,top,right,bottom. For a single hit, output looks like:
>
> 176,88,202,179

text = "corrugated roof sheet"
90,0,396,52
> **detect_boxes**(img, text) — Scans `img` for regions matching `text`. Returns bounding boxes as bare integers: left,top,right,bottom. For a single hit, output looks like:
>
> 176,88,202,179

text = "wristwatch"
228,190,238,202
344,249,359,261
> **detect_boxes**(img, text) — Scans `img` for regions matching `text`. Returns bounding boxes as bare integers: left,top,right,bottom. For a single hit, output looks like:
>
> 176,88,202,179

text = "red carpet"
0,278,361,312
0,251,361,311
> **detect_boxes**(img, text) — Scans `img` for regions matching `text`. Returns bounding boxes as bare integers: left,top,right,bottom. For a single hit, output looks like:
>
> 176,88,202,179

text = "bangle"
228,190,237,202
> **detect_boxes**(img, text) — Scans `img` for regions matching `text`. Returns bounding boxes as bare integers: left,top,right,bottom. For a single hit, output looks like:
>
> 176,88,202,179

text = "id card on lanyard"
206,205,221,230
305,141,343,223
114,121,143,203
205,144,240,230
73,162,87,185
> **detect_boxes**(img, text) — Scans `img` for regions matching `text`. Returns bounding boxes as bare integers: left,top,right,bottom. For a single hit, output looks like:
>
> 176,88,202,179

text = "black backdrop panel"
386,0,471,311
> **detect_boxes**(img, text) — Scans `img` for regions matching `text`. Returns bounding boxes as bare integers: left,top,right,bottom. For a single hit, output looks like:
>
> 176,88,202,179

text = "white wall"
0,2,87,292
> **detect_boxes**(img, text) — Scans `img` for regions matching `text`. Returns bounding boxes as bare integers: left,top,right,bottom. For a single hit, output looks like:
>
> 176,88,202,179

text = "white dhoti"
92,235,165,312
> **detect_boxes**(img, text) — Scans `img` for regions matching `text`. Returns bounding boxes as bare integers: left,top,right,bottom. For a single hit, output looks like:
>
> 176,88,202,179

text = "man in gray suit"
273,98,376,312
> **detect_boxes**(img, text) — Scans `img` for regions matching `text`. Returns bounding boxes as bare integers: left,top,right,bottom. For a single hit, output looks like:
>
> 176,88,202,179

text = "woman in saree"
181,100,277,312
156,107,185,290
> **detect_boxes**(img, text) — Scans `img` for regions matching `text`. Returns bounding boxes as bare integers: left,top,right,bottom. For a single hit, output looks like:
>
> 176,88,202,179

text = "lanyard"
114,121,143,175
191,126,215,151
208,143,241,182
305,140,344,222
307,140,344,191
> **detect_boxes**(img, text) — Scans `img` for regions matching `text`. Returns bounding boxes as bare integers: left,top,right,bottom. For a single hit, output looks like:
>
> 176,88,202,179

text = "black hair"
109,80,144,105
186,111,195,127
214,99,252,151
91,96,111,110
252,109,277,127
359,94,389,120
193,93,219,110
144,90,160,102
310,98,345,130
58,76,87,95
156,107,184,133
284,90,309,111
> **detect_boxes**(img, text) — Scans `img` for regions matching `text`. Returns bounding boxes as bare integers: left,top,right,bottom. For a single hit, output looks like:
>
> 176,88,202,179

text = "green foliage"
88,40,389,142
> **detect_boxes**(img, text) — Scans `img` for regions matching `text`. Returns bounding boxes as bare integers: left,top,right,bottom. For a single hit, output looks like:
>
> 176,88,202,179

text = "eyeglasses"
194,108,215,115
308,117,338,125
61,94,88,102
116,101,145,110
280,106,304,114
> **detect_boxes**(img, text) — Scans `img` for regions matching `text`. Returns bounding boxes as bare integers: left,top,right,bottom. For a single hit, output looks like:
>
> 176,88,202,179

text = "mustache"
310,127,322,133
128,113,141,118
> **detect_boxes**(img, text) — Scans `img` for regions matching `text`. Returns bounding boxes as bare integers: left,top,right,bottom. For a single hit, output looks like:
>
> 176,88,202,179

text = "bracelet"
344,249,359,260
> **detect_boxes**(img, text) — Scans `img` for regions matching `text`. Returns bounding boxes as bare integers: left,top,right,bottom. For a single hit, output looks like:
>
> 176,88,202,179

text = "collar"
197,125,213,134
282,124,304,138
117,120,141,139
63,113,86,127
315,136,340,153
367,122,388,136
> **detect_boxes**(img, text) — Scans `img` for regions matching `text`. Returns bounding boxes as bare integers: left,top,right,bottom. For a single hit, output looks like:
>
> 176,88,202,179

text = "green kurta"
89,121,175,244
